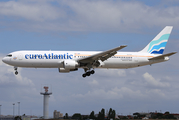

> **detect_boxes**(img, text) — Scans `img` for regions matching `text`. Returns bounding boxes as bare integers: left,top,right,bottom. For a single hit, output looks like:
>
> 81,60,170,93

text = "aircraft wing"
148,52,177,60
78,45,127,63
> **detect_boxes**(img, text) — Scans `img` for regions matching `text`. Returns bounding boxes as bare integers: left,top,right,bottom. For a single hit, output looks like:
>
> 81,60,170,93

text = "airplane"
2,26,177,78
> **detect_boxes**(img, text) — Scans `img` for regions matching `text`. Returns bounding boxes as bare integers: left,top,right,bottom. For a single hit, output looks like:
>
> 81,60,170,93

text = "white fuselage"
2,50,165,69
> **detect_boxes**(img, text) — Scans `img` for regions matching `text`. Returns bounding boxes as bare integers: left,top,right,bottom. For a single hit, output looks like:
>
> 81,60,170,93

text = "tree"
112,110,116,120
133,112,145,119
150,112,177,119
108,108,113,119
97,112,102,120
164,112,176,119
101,108,105,120
97,109,105,120
90,111,96,120
14,116,22,120
165,112,170,115
64,113,69,119
133,112,139,116
72,113,82,120
108,108,115,120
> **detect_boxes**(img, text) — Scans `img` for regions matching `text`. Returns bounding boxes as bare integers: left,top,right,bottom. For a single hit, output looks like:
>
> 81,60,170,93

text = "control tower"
40,86,52,119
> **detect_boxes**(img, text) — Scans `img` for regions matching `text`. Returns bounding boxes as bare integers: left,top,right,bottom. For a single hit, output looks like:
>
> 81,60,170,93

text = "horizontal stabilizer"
148,52,177,60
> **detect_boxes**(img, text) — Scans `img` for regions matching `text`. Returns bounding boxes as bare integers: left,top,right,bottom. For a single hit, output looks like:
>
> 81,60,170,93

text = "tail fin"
140,26,173,54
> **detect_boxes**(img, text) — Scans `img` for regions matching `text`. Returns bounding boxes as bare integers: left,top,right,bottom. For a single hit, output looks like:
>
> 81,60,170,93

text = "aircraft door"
133,56,138,62
18,54,23,60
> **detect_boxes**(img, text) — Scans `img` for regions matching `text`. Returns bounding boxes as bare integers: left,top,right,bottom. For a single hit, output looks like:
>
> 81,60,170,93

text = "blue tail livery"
140,26,173,54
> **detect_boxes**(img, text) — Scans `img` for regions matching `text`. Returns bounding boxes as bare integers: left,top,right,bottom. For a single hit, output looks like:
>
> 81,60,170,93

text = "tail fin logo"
139,26,173,54
148,34,170,54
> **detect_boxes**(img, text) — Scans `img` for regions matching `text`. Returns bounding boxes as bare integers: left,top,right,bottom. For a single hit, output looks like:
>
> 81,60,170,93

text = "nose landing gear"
15,71,18,75
82,70,95,78
14,67,18,75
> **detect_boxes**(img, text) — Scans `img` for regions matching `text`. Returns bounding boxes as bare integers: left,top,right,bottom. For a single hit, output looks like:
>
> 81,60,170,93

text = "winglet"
117,45,127,50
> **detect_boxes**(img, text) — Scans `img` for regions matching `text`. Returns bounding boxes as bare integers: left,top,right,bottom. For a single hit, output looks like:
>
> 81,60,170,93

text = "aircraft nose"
2,57,7,63
2,57,5,62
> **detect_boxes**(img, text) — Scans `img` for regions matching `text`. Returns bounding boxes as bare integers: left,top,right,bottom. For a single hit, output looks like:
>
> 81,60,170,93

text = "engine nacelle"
58,68,70,73
63,60,79,69
94,60,105,68
58,68,78,73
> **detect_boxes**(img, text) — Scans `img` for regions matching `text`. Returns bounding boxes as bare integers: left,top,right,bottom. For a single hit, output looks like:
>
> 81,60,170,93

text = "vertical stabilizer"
140,26,173,54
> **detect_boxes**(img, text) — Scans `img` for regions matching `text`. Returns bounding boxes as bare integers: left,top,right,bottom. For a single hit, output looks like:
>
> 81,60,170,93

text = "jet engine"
63,60,79,69
58,60,79,73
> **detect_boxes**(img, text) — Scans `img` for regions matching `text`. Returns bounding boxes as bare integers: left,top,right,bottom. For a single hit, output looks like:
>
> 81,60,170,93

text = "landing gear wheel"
14,67,18,75
15,71,18,75
91,70,95,74
82,74,86,78
86,72,91,76
82,69,95,77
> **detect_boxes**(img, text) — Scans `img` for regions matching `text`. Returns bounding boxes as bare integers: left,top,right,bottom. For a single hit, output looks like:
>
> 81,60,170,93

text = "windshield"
6,54,12,57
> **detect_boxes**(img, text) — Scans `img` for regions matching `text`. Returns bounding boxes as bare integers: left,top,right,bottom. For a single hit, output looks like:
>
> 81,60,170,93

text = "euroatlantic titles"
25,53,73,59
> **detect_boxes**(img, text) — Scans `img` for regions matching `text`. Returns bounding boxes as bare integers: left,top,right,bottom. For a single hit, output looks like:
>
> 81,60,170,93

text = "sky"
0,0,179,118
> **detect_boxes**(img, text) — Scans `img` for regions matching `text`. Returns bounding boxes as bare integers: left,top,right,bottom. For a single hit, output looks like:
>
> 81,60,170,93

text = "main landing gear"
14,66,18,75
82,70,95,78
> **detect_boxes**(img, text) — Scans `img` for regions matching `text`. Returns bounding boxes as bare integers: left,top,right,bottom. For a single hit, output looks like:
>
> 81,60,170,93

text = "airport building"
53,110,63,119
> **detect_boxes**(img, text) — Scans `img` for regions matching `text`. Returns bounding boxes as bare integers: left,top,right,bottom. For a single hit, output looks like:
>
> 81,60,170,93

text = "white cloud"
117,70,126,76
164,76,172,81
88,79,99,86
57,0,179,31
0,55,43,115
0,1,62,22
146,89,166,98
129,70,136,74
98,69,126,77
70,86,147,102
143,72,170,88
0,56,34,86
0,0,179,32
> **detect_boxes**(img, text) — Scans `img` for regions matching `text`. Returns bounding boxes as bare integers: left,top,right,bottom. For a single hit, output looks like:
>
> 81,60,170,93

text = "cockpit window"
6,54,12,57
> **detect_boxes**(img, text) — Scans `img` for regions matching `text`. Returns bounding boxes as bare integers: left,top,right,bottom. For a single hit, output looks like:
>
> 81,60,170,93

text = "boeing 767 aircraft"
2,26,177,77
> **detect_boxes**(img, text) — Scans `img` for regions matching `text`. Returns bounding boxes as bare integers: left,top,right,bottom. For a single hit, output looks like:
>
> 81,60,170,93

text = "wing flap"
148,52,177,60
78,45,127,63
100,51,117,61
